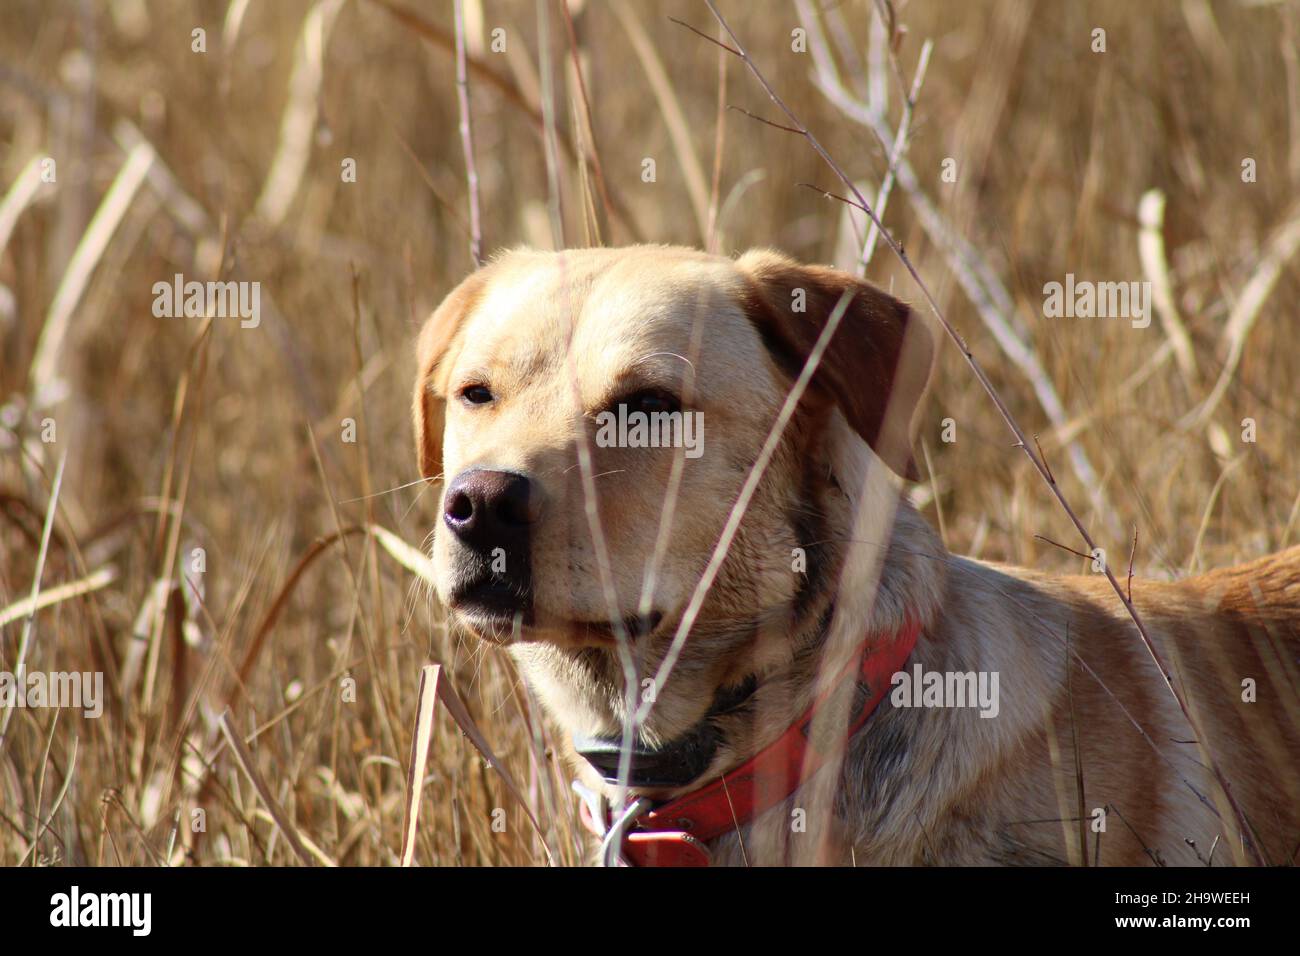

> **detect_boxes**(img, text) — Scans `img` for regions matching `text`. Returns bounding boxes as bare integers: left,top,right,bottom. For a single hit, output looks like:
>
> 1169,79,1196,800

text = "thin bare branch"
453,0,483,265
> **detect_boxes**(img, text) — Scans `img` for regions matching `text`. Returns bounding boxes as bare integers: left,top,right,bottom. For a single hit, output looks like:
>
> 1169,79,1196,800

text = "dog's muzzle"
444,468,536,619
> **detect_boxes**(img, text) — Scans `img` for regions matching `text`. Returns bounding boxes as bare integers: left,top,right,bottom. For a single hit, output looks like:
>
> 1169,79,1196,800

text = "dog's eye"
459,384,494,406
615,389,681,416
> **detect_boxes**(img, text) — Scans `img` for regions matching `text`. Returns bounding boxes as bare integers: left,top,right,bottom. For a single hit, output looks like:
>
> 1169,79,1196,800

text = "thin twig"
1126,527,1138,603
859,38,931,273
536,0,565,247
705,17,729,252
666,15,739,55
453,0,483,266
795,1,1109,521
1033,435,1055,485
726,104,802,134
0,451,67,754
559,0,615,240
1034,534,1094,564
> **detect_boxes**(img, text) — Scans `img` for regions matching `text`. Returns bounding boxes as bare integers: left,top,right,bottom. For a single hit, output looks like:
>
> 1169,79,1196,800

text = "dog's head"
413,246,933,743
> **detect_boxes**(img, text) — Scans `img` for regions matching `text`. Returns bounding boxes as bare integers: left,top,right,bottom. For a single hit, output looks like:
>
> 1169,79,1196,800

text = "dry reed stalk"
399,664,440,866
1137,189,1197,383
454,0,484,265
0,565,115,629
218,710,328,866
1181,201,1300,429
537,0,565,247
253,0,346,226
636,291,858,725
29,142,154,398
0,450,66,753
704,19,728,253
559,0,615,243
612,0,711,242
0,155,44,256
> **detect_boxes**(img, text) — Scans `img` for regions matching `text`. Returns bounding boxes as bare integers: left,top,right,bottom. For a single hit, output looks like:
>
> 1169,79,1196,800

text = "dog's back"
1014,545,1300,865
1148,545,1300,864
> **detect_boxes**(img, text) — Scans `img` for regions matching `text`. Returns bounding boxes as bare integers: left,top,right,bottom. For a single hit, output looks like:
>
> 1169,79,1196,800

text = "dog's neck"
694,494,947,795
572,496,946,795
571,491,949,864
573,492,948,806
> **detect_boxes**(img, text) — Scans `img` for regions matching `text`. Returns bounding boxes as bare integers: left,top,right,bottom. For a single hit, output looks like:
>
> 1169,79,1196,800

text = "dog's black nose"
443,469,537,551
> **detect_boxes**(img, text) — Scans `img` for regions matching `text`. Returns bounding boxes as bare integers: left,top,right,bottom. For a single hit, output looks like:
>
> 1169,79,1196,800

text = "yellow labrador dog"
412,245,1300,866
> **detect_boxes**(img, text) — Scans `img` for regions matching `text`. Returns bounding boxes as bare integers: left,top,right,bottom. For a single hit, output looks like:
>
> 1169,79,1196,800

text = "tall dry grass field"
1,0,1298,866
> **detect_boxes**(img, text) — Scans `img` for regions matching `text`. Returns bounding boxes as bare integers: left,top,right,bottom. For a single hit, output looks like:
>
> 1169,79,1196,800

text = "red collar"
577,620,920,866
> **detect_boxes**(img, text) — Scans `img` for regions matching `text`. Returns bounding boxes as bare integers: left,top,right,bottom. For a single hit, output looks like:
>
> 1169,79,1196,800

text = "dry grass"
1,0,1298,867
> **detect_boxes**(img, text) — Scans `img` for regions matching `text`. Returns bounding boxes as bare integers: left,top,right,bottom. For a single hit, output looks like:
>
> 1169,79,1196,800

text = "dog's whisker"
399,473,443,524
339,475,437,504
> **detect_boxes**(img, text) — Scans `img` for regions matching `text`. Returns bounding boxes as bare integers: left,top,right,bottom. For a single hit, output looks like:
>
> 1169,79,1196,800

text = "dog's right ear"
736,249,936,481
412,271,488,481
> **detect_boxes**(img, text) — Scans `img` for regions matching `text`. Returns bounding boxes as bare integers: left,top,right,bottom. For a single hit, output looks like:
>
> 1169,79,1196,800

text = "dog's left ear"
412,269,490,481
737,249,936,481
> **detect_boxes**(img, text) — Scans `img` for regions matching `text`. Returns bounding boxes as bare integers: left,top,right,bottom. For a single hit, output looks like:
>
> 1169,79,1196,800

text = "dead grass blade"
0,565,116,629
431,666,554,864
611,0,710,240
219,710,334,866
0,450,66,753
1181,201,1300,429
0,154,45,256
253,0,346,226
399,664,440,866
367,0,643,241
18,734,77,866
1137,189,1197,383
29,142,154,398
368,523,435,584
453,0,483,265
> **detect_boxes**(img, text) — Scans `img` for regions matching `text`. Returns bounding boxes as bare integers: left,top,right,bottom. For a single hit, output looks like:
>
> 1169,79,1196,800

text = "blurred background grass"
1,0,1297,866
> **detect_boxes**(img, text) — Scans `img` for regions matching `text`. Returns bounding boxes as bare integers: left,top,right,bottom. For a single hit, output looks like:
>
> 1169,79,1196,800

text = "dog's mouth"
451,596,664,648
449,576,527,620
570,611,665,646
